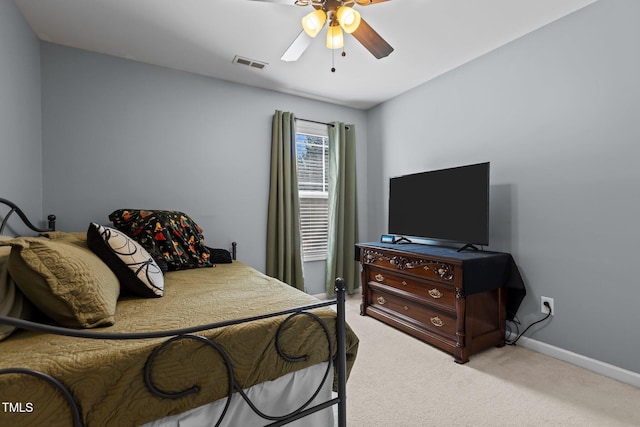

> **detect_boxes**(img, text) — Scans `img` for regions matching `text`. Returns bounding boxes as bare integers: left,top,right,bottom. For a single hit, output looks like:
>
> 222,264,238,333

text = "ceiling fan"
253,0,394,65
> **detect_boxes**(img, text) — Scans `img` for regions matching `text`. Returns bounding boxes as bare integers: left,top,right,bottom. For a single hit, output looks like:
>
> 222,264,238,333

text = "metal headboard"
0,198,56,234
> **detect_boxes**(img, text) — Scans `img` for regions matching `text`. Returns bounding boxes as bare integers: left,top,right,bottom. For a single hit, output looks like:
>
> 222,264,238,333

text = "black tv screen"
388,162,490,246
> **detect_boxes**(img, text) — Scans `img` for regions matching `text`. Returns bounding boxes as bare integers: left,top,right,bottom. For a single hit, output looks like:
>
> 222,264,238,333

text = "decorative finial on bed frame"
0,198,56,234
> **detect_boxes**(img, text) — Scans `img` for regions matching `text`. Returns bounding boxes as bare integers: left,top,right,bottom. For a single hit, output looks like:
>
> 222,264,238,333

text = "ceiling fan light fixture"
301,9,327,38
326,23,344,49
336,6,361,34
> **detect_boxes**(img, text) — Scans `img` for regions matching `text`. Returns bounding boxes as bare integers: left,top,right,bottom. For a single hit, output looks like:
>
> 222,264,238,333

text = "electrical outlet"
541,296,554,315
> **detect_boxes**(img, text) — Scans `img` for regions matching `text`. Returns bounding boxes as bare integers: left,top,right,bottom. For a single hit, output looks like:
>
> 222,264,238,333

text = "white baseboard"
507,333,640,389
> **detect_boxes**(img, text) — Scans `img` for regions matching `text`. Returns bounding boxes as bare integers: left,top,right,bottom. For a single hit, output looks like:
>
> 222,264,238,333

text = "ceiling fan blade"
281,30,314,62
350,17,393,59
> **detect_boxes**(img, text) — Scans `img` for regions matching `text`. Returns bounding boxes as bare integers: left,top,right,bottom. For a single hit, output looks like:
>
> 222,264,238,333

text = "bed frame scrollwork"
0,285,348,427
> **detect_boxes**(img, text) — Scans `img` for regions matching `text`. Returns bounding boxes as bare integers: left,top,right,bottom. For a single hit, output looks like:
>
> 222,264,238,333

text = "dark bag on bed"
207,247,232,264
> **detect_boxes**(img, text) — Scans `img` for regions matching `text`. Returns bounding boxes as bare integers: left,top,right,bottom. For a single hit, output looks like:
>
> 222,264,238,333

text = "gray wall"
366,0,640,373
39,42,367,295
0,1,42,233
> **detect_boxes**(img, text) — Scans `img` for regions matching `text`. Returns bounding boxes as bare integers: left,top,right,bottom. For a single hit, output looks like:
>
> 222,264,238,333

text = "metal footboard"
0,279,348,427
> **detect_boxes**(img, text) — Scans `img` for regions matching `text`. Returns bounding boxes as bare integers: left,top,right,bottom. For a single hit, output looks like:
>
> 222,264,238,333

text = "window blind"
296,120,329,261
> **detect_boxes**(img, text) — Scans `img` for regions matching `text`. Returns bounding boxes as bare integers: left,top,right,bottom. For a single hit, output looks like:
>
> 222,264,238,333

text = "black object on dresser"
357,243,525,363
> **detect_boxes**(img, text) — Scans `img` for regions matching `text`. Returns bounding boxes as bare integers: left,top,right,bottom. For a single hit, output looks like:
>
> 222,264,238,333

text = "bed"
0,198,358,427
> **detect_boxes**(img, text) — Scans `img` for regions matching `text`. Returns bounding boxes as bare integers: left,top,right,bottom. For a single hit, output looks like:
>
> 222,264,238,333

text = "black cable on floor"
507,304,552,346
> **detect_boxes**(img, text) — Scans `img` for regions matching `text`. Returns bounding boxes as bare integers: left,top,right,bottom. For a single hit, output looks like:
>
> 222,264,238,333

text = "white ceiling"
16,0,597,110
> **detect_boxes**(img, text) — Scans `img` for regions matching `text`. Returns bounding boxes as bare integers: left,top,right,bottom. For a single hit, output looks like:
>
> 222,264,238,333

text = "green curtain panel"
325,122,359,294
266,110,305,291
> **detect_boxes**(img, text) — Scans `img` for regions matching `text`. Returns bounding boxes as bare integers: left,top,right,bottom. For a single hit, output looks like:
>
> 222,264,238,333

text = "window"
296,120,329,261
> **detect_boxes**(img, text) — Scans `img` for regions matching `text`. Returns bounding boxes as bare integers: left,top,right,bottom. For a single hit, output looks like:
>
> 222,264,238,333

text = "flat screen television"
388,162,490,247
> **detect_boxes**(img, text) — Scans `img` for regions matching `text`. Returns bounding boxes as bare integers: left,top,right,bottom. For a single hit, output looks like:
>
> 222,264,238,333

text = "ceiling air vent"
232,56,268,70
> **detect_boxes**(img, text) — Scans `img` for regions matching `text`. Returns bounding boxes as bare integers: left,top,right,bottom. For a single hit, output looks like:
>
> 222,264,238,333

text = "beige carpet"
343,294,640,427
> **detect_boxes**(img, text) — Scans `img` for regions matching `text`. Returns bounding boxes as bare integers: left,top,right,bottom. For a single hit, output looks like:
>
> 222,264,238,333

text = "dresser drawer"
368,288,457,338
366,268,456,309
362,248,461,286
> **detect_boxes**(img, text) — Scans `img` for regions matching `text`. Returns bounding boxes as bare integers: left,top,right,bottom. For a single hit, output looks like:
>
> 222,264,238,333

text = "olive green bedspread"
0,262,359,427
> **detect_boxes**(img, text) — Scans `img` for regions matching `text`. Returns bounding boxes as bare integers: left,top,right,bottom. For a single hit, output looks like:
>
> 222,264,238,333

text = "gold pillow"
1,239,35,340
2,237,120,328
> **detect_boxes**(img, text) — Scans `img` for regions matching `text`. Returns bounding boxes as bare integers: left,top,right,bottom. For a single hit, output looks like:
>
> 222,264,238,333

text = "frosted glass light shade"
336,7,361,34
326,24,344,49
302,9,327,38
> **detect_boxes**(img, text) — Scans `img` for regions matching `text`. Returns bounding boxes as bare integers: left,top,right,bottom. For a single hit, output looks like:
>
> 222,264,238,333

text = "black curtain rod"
295,117,350,130
295,117,334,126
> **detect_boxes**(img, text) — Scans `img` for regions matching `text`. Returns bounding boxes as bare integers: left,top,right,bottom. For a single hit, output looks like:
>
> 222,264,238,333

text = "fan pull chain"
331,48,336,72
331,47,347,73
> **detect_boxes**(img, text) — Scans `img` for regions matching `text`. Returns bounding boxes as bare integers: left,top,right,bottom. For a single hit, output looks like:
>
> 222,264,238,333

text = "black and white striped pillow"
87,223,164,298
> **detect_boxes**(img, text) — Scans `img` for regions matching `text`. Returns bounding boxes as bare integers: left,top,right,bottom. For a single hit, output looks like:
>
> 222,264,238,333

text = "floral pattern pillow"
108,209,212,271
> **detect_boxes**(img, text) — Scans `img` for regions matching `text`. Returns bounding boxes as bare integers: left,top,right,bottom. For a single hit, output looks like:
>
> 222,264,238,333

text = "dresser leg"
454,348,469,364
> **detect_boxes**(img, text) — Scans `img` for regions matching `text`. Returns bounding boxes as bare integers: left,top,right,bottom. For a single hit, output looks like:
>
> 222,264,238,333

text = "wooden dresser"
357,243,512,363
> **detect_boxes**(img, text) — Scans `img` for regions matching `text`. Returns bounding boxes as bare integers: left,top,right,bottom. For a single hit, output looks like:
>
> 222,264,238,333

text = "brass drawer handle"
428,288,443,299
377,296,387,305
430,316,444,327
401,281,408,286
375,273,385,282
403,305,409,311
